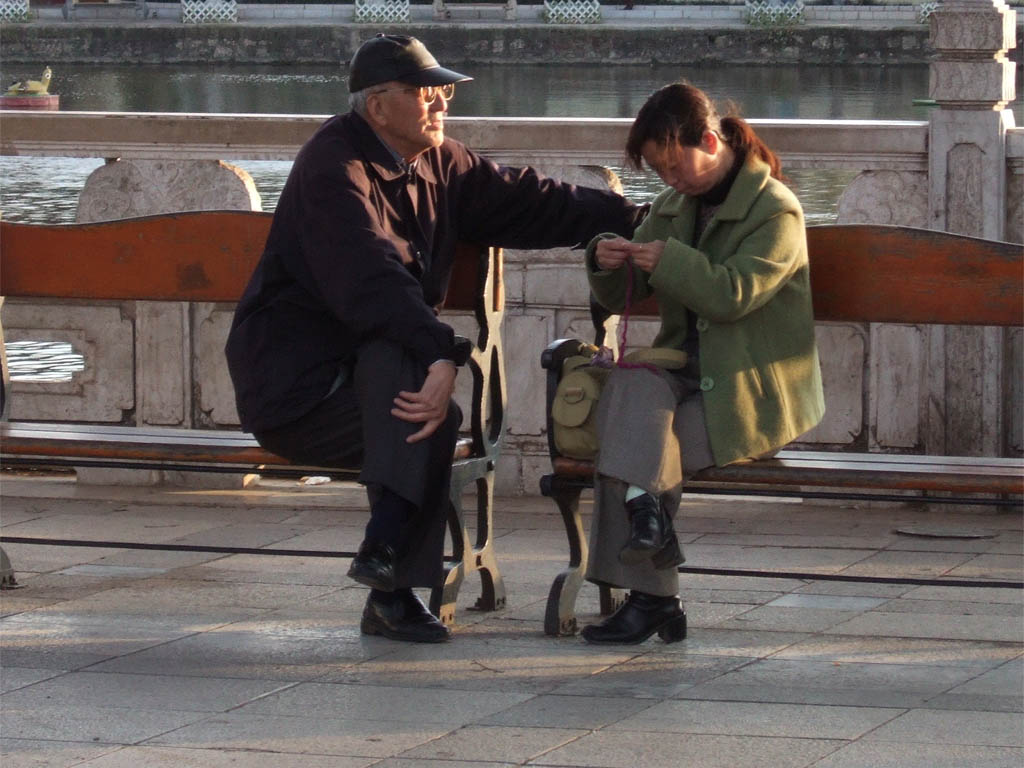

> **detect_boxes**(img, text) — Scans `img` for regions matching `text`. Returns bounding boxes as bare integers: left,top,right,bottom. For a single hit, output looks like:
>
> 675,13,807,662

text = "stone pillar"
72,159,261,484
927,0,1016,239
926,0,1018,457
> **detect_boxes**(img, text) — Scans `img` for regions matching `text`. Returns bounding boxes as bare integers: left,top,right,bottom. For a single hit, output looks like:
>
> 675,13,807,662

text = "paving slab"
604,699,905,739
923,657,1024,712
373,760,517,768
1,617,198,671
397,724,589,763
547,653,754,699
809,741,1024,768
318,641,634,693
476,693,655,729
0,667,66,694
1,703,211,744
873,597,1023,617
675,657,988,708
144,711,452,757
237,681,533,725
863,708,1023,746
715,604,870,633
771,634,1023,667
826,611,1023,642
530,730,844,768
0,739,120,768
74,745,373,767
1,671,290,712
86,629,370,681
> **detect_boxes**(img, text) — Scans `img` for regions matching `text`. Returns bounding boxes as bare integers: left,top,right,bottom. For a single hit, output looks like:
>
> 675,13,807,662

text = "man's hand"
392,360,457,443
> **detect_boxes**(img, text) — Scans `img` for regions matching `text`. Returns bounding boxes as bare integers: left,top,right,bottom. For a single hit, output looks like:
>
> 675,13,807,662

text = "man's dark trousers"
254,338,458,590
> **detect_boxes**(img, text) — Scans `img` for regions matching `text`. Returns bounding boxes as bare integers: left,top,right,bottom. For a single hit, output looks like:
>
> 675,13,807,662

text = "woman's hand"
627,240,666,274
594,237,633,271
392,360,457,443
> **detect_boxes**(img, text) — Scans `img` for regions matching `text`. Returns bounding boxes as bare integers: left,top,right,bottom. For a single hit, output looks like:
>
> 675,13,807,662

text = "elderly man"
226,34,645,643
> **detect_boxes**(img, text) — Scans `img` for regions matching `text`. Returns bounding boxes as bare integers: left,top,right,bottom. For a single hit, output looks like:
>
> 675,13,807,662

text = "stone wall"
0,23,943,65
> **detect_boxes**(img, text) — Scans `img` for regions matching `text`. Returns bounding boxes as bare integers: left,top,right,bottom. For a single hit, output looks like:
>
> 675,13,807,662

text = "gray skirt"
586,365,715,597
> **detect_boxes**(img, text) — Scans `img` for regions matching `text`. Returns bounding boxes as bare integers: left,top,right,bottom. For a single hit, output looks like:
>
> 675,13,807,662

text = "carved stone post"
72,159,261,484
928,0,1016,238
927,0,1019,457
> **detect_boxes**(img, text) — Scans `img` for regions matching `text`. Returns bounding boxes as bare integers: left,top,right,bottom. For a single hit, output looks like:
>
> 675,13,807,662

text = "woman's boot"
580,590,687,644
619,494,666,564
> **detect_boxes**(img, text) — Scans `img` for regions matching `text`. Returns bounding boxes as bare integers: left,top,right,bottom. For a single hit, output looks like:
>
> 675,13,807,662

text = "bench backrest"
0,210,495,312
625,224,1022,327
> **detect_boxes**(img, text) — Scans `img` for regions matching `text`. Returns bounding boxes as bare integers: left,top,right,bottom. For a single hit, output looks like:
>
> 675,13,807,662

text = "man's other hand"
392,360,457,443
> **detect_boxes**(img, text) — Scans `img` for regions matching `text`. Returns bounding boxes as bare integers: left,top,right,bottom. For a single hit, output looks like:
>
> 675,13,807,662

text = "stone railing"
1,110,1020,493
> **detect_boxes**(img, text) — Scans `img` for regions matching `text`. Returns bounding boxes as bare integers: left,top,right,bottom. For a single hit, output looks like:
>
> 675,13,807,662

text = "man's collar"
349,111,438,184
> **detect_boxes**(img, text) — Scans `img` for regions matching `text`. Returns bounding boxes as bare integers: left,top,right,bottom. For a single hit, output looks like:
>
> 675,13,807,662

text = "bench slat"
0,213,490,312
1,423,473,466
806,225,1023,326
550,451,1024,495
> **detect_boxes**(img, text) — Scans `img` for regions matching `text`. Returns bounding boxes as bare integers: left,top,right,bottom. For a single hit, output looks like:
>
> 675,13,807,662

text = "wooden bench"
0,210,508,625
540,223,1024,636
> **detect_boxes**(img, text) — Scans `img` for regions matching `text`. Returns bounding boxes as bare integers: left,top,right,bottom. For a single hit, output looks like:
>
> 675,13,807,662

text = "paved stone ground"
1,475,1021,768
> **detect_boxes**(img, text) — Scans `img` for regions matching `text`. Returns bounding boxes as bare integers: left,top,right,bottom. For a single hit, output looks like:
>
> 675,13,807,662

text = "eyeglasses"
370,83,455,104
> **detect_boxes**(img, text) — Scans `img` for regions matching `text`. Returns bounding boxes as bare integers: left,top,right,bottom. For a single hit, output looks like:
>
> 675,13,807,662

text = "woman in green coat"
582,82,825,645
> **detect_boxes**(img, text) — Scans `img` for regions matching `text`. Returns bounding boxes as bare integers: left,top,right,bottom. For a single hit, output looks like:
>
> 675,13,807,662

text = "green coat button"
700,376,714,391
696,318,710,332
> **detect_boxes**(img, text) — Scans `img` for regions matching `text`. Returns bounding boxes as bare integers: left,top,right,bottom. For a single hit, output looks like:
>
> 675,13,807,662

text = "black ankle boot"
619,494,666,564
652,513,685,570
580,591,687,645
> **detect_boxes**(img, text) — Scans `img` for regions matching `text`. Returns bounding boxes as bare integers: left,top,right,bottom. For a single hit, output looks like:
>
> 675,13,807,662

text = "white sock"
625,485,650,503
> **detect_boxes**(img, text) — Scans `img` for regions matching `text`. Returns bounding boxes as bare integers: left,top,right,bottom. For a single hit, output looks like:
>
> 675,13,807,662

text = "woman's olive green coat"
587,155,825,467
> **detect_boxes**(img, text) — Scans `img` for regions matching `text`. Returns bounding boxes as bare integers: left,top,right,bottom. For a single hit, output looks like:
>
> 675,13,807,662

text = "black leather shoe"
580,591,687,645
360,590,451,643
619,494,666,564
347,540,396,591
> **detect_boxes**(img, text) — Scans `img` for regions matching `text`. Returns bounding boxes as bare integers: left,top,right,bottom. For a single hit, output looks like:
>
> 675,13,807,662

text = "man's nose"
429,94,448,113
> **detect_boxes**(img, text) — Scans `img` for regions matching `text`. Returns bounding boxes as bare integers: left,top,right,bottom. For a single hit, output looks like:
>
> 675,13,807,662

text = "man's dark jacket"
226,111,645,433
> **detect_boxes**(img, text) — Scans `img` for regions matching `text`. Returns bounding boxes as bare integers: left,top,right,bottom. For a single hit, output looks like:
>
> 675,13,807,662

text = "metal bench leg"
430,461,507,625
468,472,506,612
599,584,626,615
544,479,588,636
431,487,467,627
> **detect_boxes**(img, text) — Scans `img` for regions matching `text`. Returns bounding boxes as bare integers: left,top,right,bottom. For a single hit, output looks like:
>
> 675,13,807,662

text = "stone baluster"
926,0,1020,457
927,0,1016,238
74,159,260,484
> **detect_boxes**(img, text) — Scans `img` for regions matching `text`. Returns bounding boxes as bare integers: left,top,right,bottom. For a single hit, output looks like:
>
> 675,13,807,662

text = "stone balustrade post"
74,159,260,484
926,0,1020,458
928,0,1016,239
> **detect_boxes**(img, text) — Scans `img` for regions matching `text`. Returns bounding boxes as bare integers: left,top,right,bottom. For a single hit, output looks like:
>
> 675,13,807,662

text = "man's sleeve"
453,150,647,249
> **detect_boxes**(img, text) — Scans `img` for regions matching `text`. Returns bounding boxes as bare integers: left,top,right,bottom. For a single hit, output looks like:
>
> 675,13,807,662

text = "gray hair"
349,88,371,116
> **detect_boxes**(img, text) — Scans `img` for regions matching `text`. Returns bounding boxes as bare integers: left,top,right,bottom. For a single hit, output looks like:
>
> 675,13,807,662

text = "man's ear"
365,91,388,128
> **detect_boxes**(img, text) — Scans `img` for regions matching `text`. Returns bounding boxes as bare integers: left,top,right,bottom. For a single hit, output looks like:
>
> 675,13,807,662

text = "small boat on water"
1,67,59,110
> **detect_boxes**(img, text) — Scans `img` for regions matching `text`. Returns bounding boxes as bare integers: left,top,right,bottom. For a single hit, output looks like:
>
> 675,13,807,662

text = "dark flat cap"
348,34,472,93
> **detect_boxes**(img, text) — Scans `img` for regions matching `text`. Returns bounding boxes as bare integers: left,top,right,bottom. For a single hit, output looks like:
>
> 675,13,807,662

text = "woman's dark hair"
625,82,784,181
